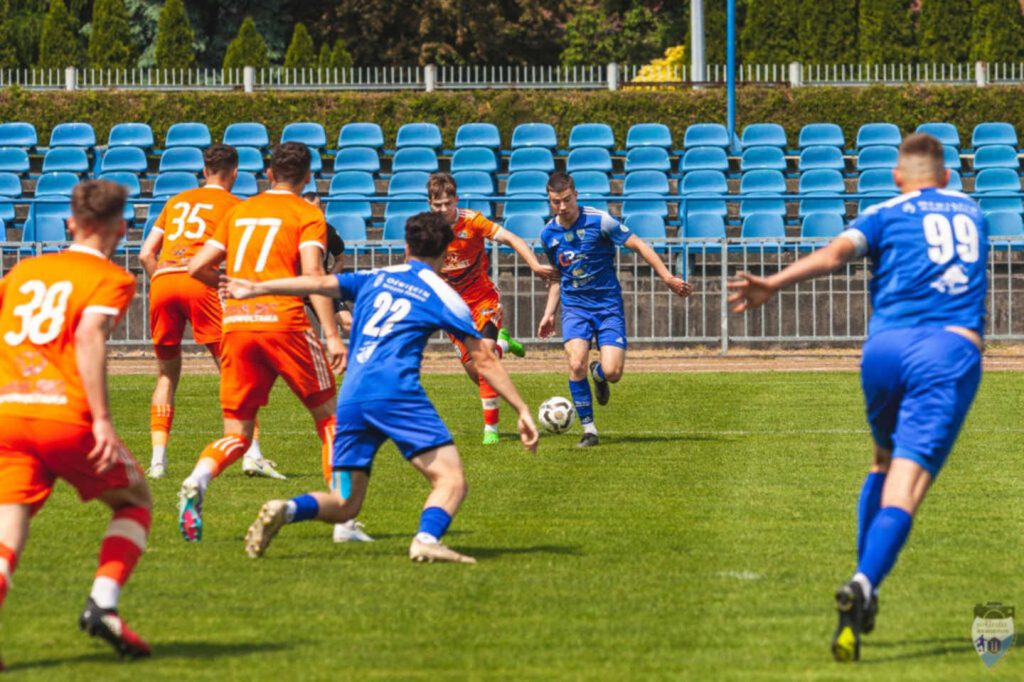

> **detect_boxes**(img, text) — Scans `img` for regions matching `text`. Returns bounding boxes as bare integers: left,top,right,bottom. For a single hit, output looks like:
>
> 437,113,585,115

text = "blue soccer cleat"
177,480,204,542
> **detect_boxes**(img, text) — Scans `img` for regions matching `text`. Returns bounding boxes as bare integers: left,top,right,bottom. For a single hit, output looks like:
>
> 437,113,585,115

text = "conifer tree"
859,0,916,64
918,0,971,63
88,0,133,69
222,16,268,70
284,23,315,69
155,0,194,70
37,0,83,69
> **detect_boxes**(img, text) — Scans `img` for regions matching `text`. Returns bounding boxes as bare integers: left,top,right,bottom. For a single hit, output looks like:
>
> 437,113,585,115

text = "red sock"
96,506,151,585
317,417,336,485
198,434,252,476
479,377,499,428
150,404,174,447
0,543,18,608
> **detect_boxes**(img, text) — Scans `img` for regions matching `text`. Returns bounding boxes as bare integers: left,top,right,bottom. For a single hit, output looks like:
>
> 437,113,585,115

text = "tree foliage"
918,0,972,63
88,0,133,69
283,22,314,68
741,0,799,63
155,0,194,70
971,0,1024,63
798,0,858,63
561,0,670,66
859,0,917,64
37,0,84,69
222,15,268,70
0,0,17,69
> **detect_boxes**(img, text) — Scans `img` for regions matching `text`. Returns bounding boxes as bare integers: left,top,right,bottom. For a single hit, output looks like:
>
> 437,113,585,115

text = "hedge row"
3,85,1024,148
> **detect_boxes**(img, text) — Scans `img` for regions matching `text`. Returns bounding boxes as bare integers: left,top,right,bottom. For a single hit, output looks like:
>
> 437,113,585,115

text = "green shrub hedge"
3,85,1024,147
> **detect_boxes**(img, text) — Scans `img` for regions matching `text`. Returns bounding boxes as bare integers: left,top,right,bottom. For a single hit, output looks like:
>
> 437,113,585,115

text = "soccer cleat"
245,500,290,558
333,519,375,543
576,432,600,448
832,580,867,662
589,361,610,406
146,462,165,480
78,597,151,659
498,328,525,358
862,592,879,635
409,539,477,564
482,430,500,446
242,453,287,480
177,480,204,542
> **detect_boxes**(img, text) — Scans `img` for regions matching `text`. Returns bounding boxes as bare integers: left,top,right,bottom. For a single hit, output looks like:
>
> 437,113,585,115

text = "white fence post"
64,66,76,91
607,62,619,91
975,61,988,87
788,61,802,87
424,64,436,92
243,66,255,93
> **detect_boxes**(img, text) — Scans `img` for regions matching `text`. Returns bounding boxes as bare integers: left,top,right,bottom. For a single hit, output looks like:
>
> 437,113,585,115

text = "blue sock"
569,378,594,425
290,494,320,522
592,363,606,382
857,506,913,588
418,506,452,540
856,472,886,561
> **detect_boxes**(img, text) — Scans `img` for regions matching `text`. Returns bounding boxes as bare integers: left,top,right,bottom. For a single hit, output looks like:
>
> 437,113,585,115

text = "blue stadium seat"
302,180,318,196
231,172,259,198
142,205,163,240
100,146,148,174
973,145,1019,172
684,123,730,149
310,148,323,176
569,123,614,150
508,147,554,173
337,122,384,150
740,146,786,172
0,148,29,176
798,146,845,172
98,172,140,222
511,123,557,149
236,146,265,175
0,122,37,150
800,212,845,240
740,170,787,217
504,170,548,217
741,123,786,150
391,147,438,173
396,123,442,150
164,122,210,149
856,123,901,150
330,171,376,197
571,170,610,196
679,170,728,217
684,212,726,240
626,123,672,150
916,122,960,148
454,123,501,150
856,146,899,171
152,171,198,198
798,169,846,216
328,214,368,245
566,147,612,174
334,147,380,174
23,215,67,246
622,171,669,217
49,122,95,149
326,198,372,222
680,147,729,173
451,147,498,174
223,122,269,150
453,170,494,216
623,170,669,194
741,212,786,239
35,172,79,196
383,215,408,241
798,123,844,150
0,172,21,222
108,123,154,150
282,122,327,150
947,170,963,192
388,171,430,196
623,213,667,240
625,147,671,173
972,122,1018,150
384,197,428,220
943,145,962,171
42,147,89,175
986,211,1024,238
857,169,899,210
503,214,545,242
159,146,204,174
975,167,1022,213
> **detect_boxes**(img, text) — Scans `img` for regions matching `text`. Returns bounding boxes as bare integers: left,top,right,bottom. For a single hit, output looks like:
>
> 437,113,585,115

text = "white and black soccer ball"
538,396,575,434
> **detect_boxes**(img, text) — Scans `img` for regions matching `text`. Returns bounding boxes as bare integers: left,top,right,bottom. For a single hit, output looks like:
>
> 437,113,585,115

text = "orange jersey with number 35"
151,185,241,277
0,245,135,427
210,189,327,332
442,209,501,298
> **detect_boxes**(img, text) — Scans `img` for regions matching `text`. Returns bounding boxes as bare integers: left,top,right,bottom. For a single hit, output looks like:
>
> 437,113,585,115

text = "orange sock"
150,405,174,447
317,416,336,485
480,377,499,428
0,543,17,607
197,434,252,476
96,507,150,585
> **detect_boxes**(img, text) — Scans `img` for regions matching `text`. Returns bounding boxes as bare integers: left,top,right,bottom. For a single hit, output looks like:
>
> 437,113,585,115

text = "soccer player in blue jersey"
538,172,692,447
728,133,987,662
226,212,539,564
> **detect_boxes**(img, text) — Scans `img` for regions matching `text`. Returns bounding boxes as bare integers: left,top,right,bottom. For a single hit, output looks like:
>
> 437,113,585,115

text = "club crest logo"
973,602,1015,668
903,202,917,213
564,232,574,242
576,229,586,239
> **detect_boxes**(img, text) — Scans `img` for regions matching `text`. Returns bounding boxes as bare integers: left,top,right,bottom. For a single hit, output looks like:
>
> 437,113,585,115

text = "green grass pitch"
3,370,1022,680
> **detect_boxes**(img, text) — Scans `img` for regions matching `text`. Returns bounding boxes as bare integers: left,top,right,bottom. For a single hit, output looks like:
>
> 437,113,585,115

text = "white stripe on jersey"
860,190,921,216
417,268,475,326
935,188,973,201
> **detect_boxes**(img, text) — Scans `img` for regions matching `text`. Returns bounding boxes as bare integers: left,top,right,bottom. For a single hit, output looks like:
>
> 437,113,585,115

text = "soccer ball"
538,396,575,434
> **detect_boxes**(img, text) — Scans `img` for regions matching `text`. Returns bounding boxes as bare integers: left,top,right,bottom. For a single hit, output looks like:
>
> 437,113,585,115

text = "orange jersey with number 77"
151,185,240,277
208,189,327,332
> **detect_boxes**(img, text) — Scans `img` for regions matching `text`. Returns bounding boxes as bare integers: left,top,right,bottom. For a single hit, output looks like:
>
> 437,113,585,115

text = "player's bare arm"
623,234,693,298
301,244,347,372
187,241,226,288
727,236,858,313
224,273,341,300
493,229,557,281
138,228,163,278
465,337,539,452
74,311,125,473
538,281,561,338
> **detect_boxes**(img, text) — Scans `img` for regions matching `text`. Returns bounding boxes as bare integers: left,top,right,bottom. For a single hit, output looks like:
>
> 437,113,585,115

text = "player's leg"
564,320,599,446
0,504,30,611
408,444,475,564
148,276,189,479
477,323,502,445
589,308,628,407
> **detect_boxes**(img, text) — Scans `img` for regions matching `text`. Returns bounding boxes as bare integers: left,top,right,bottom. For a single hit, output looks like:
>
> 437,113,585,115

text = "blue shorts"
861,327,982,478
332,396,454,472
562,306,627,349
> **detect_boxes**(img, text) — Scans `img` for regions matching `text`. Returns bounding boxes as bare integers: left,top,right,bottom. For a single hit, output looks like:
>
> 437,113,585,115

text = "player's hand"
532,264,559,283
537,314,556,339
663,275,693,298
727,271,778,312
517,409,539,453
325,335,347,374
221,275,260,300
88,418,126,474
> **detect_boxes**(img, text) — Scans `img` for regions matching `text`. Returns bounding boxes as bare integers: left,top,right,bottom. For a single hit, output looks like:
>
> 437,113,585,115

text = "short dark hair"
270,142,311,185
547,171,575,194
899,132,946,180
72,179,127,227
405,211,454,258
427,172,457,200
204,143,239,175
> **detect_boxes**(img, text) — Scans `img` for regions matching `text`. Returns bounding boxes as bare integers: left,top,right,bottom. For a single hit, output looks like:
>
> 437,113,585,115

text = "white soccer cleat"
409,539,477,564
333,520,374,543
245,500,289,559
177,480,204,542
242,453,287,480
146,462,166,480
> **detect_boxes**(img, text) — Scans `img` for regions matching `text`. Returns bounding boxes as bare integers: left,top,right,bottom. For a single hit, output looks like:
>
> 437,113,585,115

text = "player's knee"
603,366,623,383
567,357,588,378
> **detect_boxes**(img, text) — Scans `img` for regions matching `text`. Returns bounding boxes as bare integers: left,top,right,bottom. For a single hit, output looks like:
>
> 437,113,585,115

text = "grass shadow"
454,544,583,559
8,640,291,671
862,637,975,663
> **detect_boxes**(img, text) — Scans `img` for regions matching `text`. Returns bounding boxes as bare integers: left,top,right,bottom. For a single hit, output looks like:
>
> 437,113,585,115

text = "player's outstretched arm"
300,245,347,372
466,338,539,452
222,274,341,300
537,281,560,338
187,242,227,287
75,312,125,473
493,230,558,281
138,228,163,278
727,236,858,312
623,234,693,298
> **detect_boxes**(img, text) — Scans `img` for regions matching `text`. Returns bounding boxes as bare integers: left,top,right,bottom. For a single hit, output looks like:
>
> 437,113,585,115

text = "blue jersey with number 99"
334,260,481,402
843,188,988,337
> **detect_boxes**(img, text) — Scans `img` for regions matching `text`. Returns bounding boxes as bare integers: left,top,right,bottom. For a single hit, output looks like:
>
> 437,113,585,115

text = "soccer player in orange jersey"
427,173,556,444
139,144,283,482
177,142,346,543
0,181,152,665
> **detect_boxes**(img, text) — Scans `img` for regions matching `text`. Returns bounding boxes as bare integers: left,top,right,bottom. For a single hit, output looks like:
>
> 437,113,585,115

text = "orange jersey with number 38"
0,245,135,426
210,189,326,332
151,185,240,277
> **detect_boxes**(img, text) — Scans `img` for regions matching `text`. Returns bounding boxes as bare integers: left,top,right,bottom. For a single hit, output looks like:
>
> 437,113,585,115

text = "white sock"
90,576,121,610
150,445,166,466
285,500,297,522
853,572,873,605
483,424,499,434
583,422,598,436
415,532,439,545
496,338,509,354
245,440,263,459
189,458,216,494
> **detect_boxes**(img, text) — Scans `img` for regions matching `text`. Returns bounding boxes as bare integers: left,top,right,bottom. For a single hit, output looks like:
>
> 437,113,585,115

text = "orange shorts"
449,295,503,364
0,417,143,514
149,272,222,356
219,330,336,420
